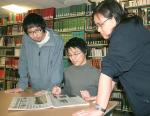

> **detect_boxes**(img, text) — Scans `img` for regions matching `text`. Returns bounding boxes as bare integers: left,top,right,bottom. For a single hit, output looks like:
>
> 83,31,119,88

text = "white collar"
37,30,50,47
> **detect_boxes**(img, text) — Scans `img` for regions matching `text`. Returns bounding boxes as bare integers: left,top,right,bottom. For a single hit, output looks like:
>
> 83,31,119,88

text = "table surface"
0,90,118,116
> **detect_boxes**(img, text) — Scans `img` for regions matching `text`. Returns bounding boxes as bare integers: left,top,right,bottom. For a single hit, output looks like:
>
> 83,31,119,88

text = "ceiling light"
2,4,30,13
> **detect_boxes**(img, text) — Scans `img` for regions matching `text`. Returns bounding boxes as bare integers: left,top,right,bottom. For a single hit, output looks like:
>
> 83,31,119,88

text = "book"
8,92,89,110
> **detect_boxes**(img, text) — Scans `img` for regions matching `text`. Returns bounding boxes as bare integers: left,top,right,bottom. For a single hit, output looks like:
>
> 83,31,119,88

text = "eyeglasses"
28,29,42,36
67,52,82,58
94,18,111,30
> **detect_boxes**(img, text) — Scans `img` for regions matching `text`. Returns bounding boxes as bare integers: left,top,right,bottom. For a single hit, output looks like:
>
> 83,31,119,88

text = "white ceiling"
0,0,90,16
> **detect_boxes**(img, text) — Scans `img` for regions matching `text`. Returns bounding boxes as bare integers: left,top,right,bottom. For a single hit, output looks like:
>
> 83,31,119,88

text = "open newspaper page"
8,93,53,110
8,92,89,110
50,94,89,108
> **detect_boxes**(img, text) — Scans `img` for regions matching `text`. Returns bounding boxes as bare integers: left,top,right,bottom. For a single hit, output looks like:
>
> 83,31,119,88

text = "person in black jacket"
73,0,150,116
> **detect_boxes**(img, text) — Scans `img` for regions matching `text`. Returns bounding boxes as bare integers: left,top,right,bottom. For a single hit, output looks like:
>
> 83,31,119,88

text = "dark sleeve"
101,27,143,79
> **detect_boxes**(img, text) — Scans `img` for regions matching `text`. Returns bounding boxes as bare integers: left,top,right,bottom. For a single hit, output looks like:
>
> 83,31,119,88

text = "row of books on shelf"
86,39,108,46
0,7,55,25
0,57,19,69
0,21,52,37
0,13,25,26
89,59,101,69
5,58,19,68
0,69,5,78
0,48,14,56
0,80,4,90
127,7,150,25
127,0,150,7
86,16,96,30
0,68,19,79
28,7,55,20
54,16,96,32
58,31,105,45
146,25,150,30
0,48,20,56
85,32,101,39
111,90,132,112
87,47,108,58
4,79,18,90
8,13,26,24
0,26,5,36
55,3,96,18
3,24,23,35
72,31,85,39
0,57,5,66
59,31,85,44
54,17,85,32
45,20,54,29
5,68,20,79
0,36,22,47
147,8,150,24
0,2,96,26
59,32,72,44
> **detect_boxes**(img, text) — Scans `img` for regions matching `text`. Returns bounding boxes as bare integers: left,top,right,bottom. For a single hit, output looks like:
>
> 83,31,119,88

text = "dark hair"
93,0,127,25
65,37,87,54
23,13,46,34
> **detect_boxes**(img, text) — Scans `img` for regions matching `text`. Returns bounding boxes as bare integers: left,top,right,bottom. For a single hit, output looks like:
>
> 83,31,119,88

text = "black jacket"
102,17,150,116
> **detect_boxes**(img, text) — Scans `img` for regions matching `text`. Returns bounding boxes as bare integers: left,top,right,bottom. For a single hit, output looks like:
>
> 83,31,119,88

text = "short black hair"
93,0,127,25
23,13,46,34
65,37,87,54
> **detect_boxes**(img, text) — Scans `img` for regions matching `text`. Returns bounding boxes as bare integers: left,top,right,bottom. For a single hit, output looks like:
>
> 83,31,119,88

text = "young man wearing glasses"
52,37,100,101
74,0,150,116
5,13,64,94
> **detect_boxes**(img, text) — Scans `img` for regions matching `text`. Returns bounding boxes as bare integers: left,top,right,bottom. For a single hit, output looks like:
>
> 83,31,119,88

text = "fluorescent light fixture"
2,4,30,13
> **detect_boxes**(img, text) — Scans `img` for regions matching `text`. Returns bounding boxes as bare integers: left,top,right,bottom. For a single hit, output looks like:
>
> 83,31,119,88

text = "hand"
5,87,23,93
52,86,61,96
80,90,95,101
86,96,97,101
72,107,104,116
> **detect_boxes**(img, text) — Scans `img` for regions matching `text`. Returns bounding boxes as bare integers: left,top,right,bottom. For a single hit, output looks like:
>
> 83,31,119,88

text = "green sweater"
62,63,100,97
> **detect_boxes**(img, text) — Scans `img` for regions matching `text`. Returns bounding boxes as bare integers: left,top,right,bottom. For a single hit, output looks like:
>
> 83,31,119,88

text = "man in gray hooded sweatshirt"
5,13,64,93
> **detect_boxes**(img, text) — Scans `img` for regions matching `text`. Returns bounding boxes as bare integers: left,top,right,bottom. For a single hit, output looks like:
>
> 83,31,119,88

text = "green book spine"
147,8,150,24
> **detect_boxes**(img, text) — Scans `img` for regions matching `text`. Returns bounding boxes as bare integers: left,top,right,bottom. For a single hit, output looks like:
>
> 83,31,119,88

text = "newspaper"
8,92,89,110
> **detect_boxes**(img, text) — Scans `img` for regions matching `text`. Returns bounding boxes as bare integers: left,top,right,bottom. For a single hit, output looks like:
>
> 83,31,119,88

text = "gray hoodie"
17,28,64,91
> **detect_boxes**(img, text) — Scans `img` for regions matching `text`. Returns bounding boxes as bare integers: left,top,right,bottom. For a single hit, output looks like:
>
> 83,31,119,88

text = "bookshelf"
111,85,132,112
126,4,150,9
124,0,150,29
0,22,22,90
0,25,6,90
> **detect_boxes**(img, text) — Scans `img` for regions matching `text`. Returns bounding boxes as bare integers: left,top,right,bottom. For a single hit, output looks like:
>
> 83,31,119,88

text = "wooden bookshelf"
126,4,150,9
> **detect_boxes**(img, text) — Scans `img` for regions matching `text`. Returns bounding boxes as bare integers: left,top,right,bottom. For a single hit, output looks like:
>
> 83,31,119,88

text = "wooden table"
0,90,118,116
